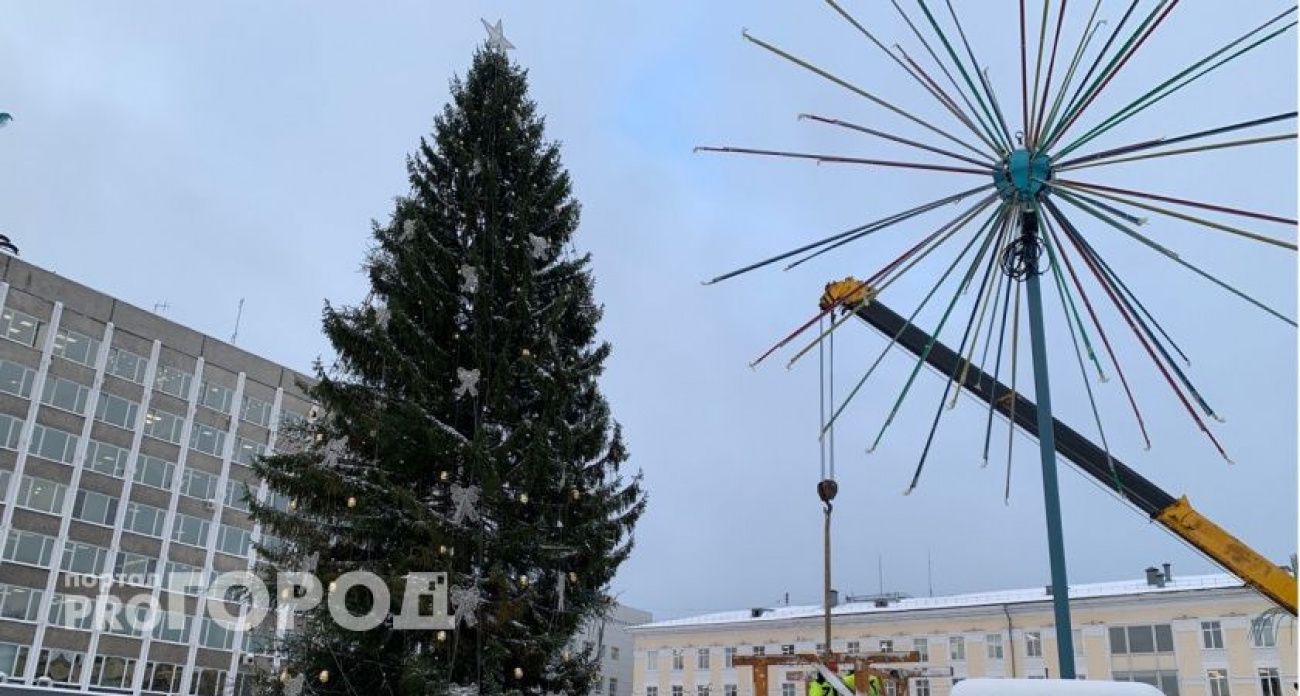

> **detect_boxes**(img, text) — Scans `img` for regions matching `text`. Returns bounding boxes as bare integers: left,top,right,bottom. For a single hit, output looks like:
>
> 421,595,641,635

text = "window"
1259,668,1281,696
164,560,211,594
189,422,227,457
781,685,796,696
95,392,141,430
1113,670,1180,696
1026,631,1043,658
0,413,20,449
199,381,234,415
233,435,264,465
226,479,253,511
672,650,684,671
1202,621,1224,650
89,655,136,690
241,395,273,427
170,513,211,547
752,646,765,657
1207,670,1230,696
913,637,928,662
698,648,711,669
154,365,193,399
216,524,251,556
52,328,101,367
124,501,167,538
880,639,893,653
672,687,684,696
912,679,930,696
16,475,67,514
1250,615,1277,648
143,407,184,444
1110,625,1174,654
725,686,737,696
986,634,1003,660
60,541,108,575
34,648,84,685
846,641,860,655
72,489,119,526
3,529,56,566
0,359,35,397
0,470,9,497
47,594,94,630
191,667,227,696
106,346,148,383
153,611,192,643
28,423,78,464
106,601,149,636
0,642,30,681
725,647,736,668
181,467,218,500
949,636,965,661
280,409,306,430
648,688,659,696
610,678,619,696
647,651,659,671
781,644,795,656
200,616,234,649
0,583,43,621
145,662,183,695
0,308,41,347
133,453,176,490
41,376,89,414
611,646,620,661
114,552,158,585
84,439,129,477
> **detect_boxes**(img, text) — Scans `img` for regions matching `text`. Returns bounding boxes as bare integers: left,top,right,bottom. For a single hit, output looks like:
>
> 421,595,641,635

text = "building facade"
574,604,654,696
631,573,1295,696
0,256,313,694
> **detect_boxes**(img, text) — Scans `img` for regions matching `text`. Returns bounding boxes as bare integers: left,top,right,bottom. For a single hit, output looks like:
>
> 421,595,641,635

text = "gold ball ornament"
514,667,524,680
288,499,298,512
519,575,529,587
347,496,357,509
280,670,290,684
521,348,532,359
440,471,449,482
568,572,578,583
437,630,447,642
571,488,580,501
319,670,330,684
519,493,529,504
328,581,337,594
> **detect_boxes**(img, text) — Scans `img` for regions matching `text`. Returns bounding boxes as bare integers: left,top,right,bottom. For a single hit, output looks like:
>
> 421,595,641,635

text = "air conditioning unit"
205,500,218,511
241,654,256,666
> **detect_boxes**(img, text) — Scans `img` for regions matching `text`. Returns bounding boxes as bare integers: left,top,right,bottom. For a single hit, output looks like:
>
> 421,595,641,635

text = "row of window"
2,583,235,648
2,515,254,569
0,641,232,695
0,313,291,428
646,620,1281,671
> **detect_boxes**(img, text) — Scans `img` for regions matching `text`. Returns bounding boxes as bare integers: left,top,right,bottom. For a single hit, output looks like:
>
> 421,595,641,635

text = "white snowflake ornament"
529,234,548,260
450,582,484,628
450,484,481,525
460,264,479,294
321,436,349,469
455,367,480,398
374,304,390,329
401,219,416,242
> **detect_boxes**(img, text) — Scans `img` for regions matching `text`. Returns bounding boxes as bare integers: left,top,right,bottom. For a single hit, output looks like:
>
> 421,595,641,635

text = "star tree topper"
480,18,515,52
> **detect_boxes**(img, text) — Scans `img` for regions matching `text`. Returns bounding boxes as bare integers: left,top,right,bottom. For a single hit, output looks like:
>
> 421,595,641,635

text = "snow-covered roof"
635,574,1245,631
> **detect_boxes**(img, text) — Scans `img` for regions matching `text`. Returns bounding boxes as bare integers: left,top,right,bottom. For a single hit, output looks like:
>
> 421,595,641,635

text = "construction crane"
820,278,1297,616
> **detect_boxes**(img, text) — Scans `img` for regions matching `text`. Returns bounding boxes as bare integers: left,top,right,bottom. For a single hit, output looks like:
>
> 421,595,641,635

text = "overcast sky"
2,2,1295,620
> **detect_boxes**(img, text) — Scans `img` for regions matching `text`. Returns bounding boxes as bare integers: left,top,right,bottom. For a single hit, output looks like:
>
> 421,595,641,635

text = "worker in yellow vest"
865,672,882,696
808,673,828,696
841,671,857,694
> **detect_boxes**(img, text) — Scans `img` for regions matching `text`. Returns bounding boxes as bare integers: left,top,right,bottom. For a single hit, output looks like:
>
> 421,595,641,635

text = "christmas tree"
249,41,646,696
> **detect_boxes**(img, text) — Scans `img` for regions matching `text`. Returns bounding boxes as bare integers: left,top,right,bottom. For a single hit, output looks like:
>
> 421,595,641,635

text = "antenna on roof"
153,301,170,315
231,298,245,345
927,549,934,597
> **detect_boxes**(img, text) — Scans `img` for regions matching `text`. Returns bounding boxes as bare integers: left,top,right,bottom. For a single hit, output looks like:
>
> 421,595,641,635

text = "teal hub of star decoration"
994,148,1052,206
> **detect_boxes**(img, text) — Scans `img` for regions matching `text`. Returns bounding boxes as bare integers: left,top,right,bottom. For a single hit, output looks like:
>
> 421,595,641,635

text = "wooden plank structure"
733,652,925,696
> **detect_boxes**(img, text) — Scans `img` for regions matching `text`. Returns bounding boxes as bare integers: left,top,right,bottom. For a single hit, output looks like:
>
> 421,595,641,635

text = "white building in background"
575,603,653,696
630,569,1295,696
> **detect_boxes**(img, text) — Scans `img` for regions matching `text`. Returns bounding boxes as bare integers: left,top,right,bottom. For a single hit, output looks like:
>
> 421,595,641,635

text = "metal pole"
818,479,838,661
1023,212,1077,678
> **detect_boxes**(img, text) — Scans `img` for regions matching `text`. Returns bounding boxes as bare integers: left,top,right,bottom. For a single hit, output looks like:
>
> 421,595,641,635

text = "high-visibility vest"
866,674,882,696
842,674,856,693
809,680,825,696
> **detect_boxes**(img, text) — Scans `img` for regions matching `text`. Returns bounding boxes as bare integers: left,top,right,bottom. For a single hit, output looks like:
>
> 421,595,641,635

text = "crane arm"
822,278,1296,615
